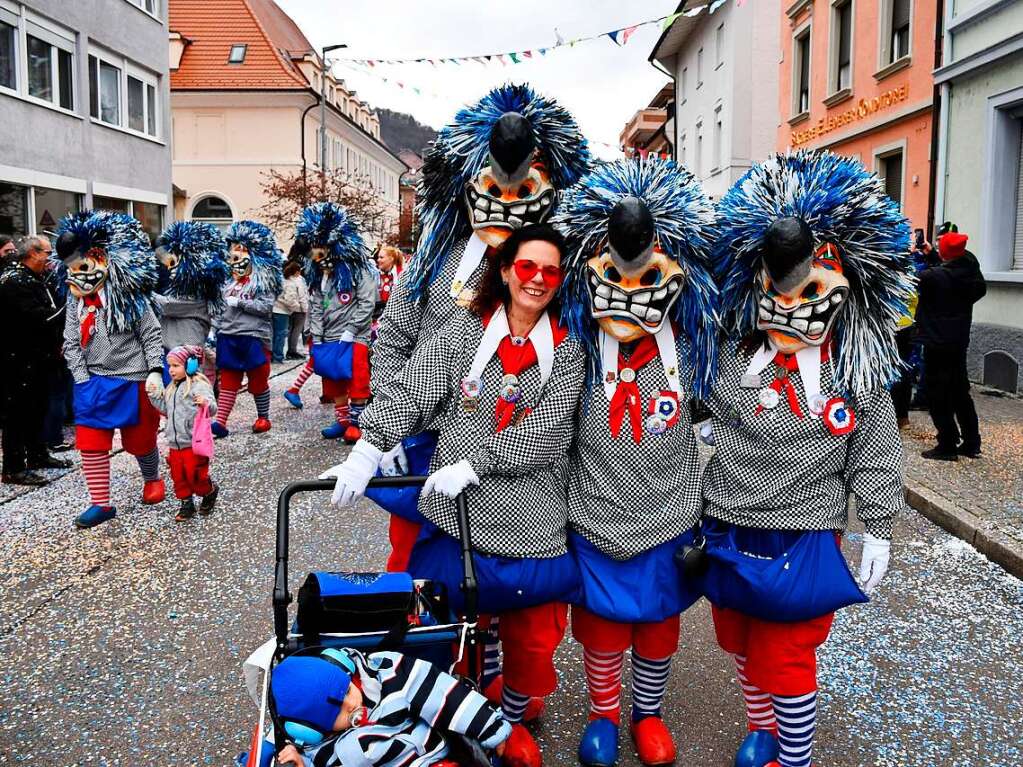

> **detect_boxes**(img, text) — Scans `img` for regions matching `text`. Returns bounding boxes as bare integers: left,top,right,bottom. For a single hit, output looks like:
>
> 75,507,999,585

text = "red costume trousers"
75,382,160,455
166,447,213,499
321,342,371,400
219,357,270,395
571,607,681,658
386,515,422,573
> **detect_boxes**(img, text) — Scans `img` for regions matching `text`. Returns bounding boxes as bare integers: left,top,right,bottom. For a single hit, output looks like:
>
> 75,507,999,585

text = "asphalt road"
0,365,1020,766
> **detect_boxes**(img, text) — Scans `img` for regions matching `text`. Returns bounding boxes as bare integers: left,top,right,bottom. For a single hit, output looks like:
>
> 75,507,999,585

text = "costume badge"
647,391,680,430
619,367,636,384
758,388,780,409
499,374,522,403
460,376,483,398
645,414,667,435
461,396,479,413
605,371,617,384
739,374,761,388
449,278,464,298
339,291,352,304
808,394,827,416
512,408,531,427
823,397,856,435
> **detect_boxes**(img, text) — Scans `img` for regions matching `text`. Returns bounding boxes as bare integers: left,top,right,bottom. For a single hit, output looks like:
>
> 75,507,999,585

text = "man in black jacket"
0,236,71,485
915,231,987,460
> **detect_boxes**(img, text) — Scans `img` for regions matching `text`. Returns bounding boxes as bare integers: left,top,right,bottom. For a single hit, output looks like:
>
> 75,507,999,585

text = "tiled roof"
169,0,310,90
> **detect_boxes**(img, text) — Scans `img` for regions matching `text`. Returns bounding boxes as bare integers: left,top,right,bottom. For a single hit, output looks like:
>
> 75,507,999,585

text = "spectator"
285,260,309,359
0,234,15,272
0,235,72,485
42,253,73,452
271,261,303,363
891,229,929,426
915,231,987,461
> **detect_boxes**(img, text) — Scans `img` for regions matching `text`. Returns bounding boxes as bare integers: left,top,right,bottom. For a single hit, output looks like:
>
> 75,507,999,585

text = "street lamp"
319,43,347,185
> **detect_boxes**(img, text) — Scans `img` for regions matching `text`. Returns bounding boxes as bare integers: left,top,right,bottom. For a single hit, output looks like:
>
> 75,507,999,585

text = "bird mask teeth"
65,248,109,297
586,245,685,342
227,243,252,278
463,162,556,247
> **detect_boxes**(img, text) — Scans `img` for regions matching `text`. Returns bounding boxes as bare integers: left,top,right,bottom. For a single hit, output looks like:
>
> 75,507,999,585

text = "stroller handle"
273,477,478,652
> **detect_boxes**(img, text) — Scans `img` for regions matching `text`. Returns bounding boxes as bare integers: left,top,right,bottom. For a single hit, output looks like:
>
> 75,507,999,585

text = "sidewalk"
900,385,1023,577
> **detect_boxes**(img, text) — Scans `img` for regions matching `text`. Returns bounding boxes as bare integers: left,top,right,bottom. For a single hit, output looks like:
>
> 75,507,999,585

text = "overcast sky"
275,0,680,159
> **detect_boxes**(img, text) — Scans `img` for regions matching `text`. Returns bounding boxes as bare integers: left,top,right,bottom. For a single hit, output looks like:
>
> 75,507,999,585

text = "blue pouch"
364,431,439,523
699,518,868,623
311,340,353,380
571,530,702,623
73,376,140,429
216,334,266,371
296,571,414,636
408,524,582,614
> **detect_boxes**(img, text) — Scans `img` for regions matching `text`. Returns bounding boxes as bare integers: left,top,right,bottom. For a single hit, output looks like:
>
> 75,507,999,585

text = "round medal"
499,374,521,403
339,291,352,304
808,394,827,416
645,414,667,435
619,367,636,383
460,396,479,413
758,388,780,409
460,376,483,398
774,364,788,380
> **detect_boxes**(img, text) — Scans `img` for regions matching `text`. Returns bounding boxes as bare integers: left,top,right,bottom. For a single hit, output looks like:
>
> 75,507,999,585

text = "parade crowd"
0,82,991,767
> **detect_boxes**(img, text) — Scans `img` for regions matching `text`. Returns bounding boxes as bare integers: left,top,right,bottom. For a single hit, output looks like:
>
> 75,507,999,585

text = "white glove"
339,330,355,343
145,371,164,397
423,460,479,500
859,533,891,596
379,442,409,477
320,439,383,507
226,295,240,308
698,422,715,446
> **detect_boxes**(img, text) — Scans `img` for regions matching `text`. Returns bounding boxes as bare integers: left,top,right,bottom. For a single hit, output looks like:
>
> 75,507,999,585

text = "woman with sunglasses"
324,224,585,767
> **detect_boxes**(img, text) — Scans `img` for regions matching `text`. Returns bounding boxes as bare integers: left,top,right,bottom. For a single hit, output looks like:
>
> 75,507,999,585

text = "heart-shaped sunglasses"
513,259,562,289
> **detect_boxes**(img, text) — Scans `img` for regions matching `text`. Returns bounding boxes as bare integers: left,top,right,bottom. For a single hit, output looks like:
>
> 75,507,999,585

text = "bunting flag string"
338,2,736,67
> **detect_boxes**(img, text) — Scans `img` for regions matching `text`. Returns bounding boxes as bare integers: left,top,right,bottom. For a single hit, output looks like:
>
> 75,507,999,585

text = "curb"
905,480,1023,580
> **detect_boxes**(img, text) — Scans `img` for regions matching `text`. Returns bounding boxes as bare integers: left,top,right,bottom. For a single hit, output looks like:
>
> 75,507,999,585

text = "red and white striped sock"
290,360,314,392
334,403,350,426
216,387,238,427
734,654,777,732
583,647,624,722
81,450,111,507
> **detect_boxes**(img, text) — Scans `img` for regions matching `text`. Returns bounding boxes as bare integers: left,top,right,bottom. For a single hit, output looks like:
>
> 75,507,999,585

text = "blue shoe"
211,422,229,439
321,422,345,439
283,390,303,409
579,718,619,767
74,505,116,529
734,730,779,767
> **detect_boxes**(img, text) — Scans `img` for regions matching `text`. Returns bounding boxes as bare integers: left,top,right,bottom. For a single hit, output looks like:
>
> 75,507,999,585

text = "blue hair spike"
294,202,373,294
156,220,230,313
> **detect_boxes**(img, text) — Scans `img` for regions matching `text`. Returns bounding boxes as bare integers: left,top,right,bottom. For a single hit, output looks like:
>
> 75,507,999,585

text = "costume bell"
57,211,166,529
368,83,590,572
293,202,376,443
703,150,914,767
555,158,720,767
153,220,230,381
212,221,283,437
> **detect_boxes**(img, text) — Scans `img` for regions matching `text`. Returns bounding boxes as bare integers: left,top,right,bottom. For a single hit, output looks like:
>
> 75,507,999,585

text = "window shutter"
893,0,910,29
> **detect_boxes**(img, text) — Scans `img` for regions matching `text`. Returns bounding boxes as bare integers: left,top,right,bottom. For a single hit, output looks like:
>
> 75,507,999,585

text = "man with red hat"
915,229,987,460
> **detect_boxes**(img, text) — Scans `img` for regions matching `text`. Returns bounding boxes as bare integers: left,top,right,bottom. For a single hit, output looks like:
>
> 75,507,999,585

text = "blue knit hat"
271,655,352,733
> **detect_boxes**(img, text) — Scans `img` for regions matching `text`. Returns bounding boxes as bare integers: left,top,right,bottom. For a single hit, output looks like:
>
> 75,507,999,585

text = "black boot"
175,497,197,522
921,447,958,462
2,470,48,486
29,454,73,470
199,483,219,516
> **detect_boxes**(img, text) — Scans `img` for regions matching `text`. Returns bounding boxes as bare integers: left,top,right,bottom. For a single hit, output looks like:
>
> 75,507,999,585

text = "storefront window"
93,195,130,214
34,187,80,233
132,200,163,243
0,182,29,238
0,20,15,91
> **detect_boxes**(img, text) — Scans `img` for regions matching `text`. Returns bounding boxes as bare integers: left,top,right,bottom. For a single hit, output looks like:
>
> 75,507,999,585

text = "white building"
649,0,781,200
934,0,1023,392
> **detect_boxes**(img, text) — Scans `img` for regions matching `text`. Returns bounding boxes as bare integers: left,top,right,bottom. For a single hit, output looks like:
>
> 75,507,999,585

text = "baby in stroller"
268,647,510,766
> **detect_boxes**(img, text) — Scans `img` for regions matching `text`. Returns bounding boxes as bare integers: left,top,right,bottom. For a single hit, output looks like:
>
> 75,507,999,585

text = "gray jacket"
214,279,274,346
308,269,376,345
63,291,164,383
148,377,217,450
154,294,211,349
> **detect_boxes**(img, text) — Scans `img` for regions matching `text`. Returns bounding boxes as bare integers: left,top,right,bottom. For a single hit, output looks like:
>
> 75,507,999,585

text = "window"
24,31,73,109
124,0,159,18
132,200,162,242
793,26,812,116
88,49,160,137
714,106,724,171
191,195,233,232
831,1,852,93
880,0,911,67
0,7,75,111
93,195,130,214
228,44,247,64
680,67,687,104
715,24,724,68
697,47,704,88
34,186,80,232
877,149,904,208
0,18,14,91
0,181,29,237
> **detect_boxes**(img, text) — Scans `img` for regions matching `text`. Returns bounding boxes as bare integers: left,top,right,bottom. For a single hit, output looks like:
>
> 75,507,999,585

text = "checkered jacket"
568,347,701,560
153,294,210,349
361,309,585,558
371,236,485,395
214,279,274,346
62,291,164,383
701,338,906,540
309,269,376,345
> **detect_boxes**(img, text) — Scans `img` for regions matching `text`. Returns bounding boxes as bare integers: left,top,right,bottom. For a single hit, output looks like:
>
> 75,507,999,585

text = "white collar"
449,233,488,298
743,338,824,407
599,324,681,400
467,304,555,388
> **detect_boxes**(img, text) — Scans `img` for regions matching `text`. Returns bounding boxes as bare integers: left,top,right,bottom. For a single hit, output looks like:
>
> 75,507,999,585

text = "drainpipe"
299,97,319,207
926,0,946,238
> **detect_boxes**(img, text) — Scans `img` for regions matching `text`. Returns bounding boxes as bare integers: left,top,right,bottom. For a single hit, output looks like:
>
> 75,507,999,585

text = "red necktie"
609,335,661,443
494,335,539,432
80,293,103,348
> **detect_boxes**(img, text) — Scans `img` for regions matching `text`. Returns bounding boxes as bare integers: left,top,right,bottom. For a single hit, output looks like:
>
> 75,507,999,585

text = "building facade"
0,0,172,241
776,0,937,234
168,0,405,246
934,0,1023,393
650,0,781,200
620,83,674,159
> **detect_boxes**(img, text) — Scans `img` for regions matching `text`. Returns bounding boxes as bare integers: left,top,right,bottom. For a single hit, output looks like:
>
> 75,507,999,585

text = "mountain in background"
376,108,437,156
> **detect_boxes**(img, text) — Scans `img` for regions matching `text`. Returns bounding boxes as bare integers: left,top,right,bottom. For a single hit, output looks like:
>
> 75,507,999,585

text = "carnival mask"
757,217,849,354
586,197,683,343
464,112,556,247
65,247,109,298
309,245,337,271
227,242,252,278
156,246,180,276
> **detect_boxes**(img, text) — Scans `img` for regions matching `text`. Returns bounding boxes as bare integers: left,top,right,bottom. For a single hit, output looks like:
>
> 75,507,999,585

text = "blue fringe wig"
55,210,158,333
715,149,914,397
554,157,722,399
156,221,231,312
294,202,372,294
407,83,591,300
224,220,284,297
